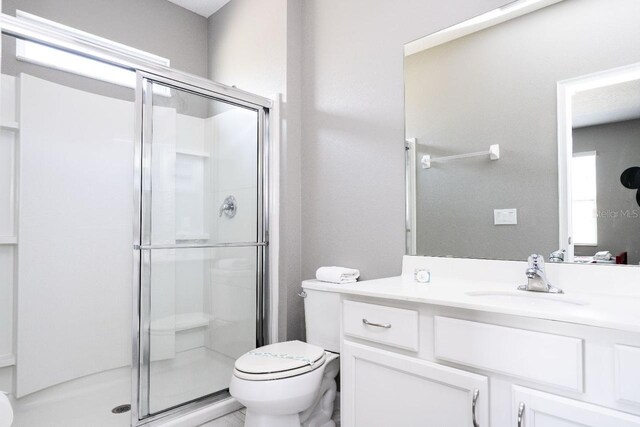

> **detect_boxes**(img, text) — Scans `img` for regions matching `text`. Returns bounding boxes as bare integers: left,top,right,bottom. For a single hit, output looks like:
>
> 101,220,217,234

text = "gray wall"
2,0,209,77
208,0,304,341
299,0,511,282
405,0,640,261
573,119,640,264
207,0,513,341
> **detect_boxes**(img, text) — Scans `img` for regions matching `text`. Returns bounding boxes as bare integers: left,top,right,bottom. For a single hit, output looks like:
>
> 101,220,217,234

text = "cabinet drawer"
343,301,418,351
615,344,640,406
434,316,583,392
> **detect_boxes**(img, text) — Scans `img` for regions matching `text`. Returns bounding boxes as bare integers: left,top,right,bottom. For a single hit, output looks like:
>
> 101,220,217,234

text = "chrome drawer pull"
472,388,479,427
517,402,525,427
362,318,391,328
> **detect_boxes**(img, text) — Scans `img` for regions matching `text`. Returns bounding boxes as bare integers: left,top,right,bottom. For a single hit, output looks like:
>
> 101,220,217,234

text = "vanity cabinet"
342,341,488,427
339,297,640,427
513,386,640,427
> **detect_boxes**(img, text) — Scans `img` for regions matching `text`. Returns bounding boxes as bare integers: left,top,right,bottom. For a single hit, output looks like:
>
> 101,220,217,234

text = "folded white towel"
316,266,360,284
594,251,613,261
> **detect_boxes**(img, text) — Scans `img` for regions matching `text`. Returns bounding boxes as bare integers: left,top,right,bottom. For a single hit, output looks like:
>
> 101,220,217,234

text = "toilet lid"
234,340,326,380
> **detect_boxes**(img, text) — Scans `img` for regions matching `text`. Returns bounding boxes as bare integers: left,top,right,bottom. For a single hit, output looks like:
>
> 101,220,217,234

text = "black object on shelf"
620,167,640,207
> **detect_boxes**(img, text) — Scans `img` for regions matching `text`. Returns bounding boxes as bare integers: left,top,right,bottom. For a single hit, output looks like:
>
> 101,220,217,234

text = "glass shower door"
135,72,266,419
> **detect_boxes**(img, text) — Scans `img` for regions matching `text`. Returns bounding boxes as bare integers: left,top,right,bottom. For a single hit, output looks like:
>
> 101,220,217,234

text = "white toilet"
230,280,340,427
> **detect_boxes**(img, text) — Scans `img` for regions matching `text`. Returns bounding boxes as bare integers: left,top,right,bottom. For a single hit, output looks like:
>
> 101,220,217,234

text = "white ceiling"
573,79,640,128
166,0,232,18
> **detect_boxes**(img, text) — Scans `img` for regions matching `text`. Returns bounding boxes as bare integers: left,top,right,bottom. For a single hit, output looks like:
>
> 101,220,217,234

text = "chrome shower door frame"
133,70,270,425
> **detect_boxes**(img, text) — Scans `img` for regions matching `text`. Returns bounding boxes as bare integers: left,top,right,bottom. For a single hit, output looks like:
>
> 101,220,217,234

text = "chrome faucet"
518,254,563,293
549,249,565,263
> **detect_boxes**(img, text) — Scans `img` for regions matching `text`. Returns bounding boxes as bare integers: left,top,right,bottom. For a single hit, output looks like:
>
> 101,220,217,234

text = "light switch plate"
494,208,517,225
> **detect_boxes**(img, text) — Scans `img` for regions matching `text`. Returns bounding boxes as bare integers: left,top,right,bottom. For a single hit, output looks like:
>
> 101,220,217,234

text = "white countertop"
303,276,640,333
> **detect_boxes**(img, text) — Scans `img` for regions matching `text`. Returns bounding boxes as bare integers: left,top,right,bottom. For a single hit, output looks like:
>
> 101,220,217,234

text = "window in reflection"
572,152,598,246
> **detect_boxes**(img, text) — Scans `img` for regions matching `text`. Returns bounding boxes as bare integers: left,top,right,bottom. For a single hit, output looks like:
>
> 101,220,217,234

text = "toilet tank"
302,280,341,353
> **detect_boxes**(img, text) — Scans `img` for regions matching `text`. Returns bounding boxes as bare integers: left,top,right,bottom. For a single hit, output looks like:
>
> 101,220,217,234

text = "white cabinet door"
342,341,488,427
513,386,640,427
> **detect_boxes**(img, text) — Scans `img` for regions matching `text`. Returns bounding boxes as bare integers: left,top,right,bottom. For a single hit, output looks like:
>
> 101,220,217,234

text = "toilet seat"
234,340,327,381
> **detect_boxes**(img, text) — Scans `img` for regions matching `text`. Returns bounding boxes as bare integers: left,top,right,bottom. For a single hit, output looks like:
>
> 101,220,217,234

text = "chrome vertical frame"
256,108,266,348
404,138,417,255
261,107,271,346
131,72,144,426
132,72,155,424
137,75,154,420
404,140,412,255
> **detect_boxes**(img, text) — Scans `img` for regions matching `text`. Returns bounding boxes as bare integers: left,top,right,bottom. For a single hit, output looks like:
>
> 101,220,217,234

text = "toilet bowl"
230,341,339,427
230,281,341,427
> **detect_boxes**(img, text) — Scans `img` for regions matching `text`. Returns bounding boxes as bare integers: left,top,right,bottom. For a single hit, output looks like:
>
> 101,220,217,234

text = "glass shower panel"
146,246,257,414
141,79,262,416
149,82,259,246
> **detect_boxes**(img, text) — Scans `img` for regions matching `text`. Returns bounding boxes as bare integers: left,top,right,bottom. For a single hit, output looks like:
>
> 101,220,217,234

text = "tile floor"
200,408,246,426
201,393,341,426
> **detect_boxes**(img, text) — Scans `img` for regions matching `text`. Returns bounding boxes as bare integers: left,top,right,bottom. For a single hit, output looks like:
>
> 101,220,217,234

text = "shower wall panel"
208,108,258,244
0,75,17,371
0,75,16,237
16,74,134,397
0,246,13,364
205,108,258,360
148,106,177,362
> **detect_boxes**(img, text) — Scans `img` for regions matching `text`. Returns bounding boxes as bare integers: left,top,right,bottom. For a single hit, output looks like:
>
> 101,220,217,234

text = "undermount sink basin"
464,290,589,307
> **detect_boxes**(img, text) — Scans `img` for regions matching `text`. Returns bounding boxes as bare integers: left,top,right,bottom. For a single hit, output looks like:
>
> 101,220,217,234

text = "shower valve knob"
219,195,237,218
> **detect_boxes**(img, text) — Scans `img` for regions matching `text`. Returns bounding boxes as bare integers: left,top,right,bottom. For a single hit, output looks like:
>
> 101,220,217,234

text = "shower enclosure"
0,11,272,427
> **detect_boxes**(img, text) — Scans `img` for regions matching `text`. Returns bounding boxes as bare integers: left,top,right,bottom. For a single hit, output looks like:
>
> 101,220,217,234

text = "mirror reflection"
404,0,640,265
569,79,640,264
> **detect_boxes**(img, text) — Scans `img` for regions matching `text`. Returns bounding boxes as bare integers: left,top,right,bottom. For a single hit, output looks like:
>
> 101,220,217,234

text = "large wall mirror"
404,0,640,266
